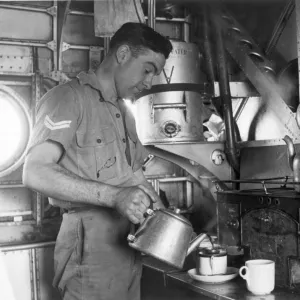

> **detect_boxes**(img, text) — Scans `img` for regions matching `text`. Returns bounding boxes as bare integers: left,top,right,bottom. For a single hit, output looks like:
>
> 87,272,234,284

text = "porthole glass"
0,85,31,177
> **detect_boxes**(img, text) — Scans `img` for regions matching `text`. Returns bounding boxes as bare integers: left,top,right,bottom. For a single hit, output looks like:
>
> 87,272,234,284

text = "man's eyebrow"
146,62,158,74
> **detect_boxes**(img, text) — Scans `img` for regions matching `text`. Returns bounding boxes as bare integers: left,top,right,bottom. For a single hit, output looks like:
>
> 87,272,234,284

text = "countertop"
142,256,300,300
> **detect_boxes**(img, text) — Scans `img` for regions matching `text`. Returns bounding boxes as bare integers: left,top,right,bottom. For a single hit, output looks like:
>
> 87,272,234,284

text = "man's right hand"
114,185,157,224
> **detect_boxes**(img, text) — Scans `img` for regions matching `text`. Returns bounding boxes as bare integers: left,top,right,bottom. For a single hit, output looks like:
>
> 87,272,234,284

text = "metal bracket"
61,42,70,52
46,5,57,16
47,40,57,51
142,154,154,171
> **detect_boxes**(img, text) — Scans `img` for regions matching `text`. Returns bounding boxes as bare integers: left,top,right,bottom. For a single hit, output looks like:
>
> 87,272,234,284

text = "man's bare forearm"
23,161,121,207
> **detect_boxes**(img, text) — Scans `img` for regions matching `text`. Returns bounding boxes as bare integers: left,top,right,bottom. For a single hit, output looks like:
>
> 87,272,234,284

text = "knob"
211,149,226,165
162,121,180,137
226,219,239,229
165,123,177,134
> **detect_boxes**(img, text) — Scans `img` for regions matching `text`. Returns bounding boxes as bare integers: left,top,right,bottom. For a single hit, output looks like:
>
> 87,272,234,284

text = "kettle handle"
127,209,155,242
283,135,296,170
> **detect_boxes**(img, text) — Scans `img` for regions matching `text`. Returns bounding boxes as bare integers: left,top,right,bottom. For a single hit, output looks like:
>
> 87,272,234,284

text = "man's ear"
115,45,131,64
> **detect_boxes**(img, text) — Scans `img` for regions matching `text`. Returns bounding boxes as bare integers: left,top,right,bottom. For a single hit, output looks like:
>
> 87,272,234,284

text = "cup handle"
239,266,249,283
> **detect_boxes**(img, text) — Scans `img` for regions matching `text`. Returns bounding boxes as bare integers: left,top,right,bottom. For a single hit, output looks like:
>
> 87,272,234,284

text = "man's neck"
95,60,118,103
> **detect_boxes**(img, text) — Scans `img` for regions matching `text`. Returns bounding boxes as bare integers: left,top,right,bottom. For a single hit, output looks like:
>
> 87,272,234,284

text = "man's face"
114,46,166,99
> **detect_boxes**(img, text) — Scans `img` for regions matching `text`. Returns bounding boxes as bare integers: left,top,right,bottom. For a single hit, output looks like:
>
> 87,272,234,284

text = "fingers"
115,185,160,224
126,206,146,224
129,215,140,225
137,184,160,205
132,196,148,212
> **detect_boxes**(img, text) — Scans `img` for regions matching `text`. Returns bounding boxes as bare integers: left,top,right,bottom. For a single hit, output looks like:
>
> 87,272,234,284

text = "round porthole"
0,84,32,177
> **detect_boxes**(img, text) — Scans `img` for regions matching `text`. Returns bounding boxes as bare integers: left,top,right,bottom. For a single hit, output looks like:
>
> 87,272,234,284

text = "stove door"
242,208,299,286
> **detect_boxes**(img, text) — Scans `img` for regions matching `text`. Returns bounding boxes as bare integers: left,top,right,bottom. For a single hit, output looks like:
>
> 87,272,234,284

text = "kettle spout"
186,233,207,256
283,135,296,170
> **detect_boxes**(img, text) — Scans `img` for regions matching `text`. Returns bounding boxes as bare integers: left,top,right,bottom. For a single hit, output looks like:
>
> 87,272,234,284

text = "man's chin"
123,94,136,101
121,89,141,100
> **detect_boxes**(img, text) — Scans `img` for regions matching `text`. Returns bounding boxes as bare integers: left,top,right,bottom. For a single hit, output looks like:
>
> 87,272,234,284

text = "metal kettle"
127,207,207,269
283,135,300,192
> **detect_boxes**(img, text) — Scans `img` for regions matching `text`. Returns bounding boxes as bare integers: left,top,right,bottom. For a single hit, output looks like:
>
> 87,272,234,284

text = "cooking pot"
127,207,207,269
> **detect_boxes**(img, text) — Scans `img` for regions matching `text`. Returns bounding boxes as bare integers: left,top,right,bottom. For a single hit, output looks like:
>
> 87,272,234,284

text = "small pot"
196,247,227,275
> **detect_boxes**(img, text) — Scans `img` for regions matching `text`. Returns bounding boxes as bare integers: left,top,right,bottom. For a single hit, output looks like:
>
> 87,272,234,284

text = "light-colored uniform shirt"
29,70,148,209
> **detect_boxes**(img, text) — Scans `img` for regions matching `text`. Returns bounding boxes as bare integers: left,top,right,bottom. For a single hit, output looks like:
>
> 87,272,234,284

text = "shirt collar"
77,70,102,91
77,71,138,143
76,70,117,104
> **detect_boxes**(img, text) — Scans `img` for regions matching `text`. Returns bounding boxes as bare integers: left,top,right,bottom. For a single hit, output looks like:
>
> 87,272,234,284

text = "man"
23,22,173,300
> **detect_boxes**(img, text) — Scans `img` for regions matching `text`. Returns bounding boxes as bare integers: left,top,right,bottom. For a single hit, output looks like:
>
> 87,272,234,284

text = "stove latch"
226,218,240,229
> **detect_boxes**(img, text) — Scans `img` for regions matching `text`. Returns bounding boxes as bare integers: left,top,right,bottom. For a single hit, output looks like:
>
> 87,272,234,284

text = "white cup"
239,259,275,295
199,255,227,275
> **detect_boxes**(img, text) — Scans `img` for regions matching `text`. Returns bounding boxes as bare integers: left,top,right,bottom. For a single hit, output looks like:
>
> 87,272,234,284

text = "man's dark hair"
109,22,173,59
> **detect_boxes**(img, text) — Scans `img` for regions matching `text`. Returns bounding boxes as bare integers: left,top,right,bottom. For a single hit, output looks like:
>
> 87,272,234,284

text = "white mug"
239,259,275,295
197,248,227,275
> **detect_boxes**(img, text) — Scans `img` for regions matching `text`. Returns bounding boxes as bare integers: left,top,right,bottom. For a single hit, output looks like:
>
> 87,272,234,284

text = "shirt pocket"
76,127,117,181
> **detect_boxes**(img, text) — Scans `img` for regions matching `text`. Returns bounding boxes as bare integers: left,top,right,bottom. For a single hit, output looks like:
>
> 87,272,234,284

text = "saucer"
188,267,239,284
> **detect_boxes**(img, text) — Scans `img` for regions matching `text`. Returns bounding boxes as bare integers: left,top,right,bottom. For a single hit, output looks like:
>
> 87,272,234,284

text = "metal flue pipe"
212,10,240,175
202,5,215,83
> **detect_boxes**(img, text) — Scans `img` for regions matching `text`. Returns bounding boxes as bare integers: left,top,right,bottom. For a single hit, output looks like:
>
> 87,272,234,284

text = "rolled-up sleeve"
28,83,80,153
132,139,150,172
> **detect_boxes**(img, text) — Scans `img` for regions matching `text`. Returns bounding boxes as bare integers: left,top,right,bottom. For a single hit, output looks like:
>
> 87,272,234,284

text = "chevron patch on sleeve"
44,115,72,130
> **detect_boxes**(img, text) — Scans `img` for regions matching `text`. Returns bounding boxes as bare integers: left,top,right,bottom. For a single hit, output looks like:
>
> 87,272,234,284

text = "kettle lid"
163,207,192,226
